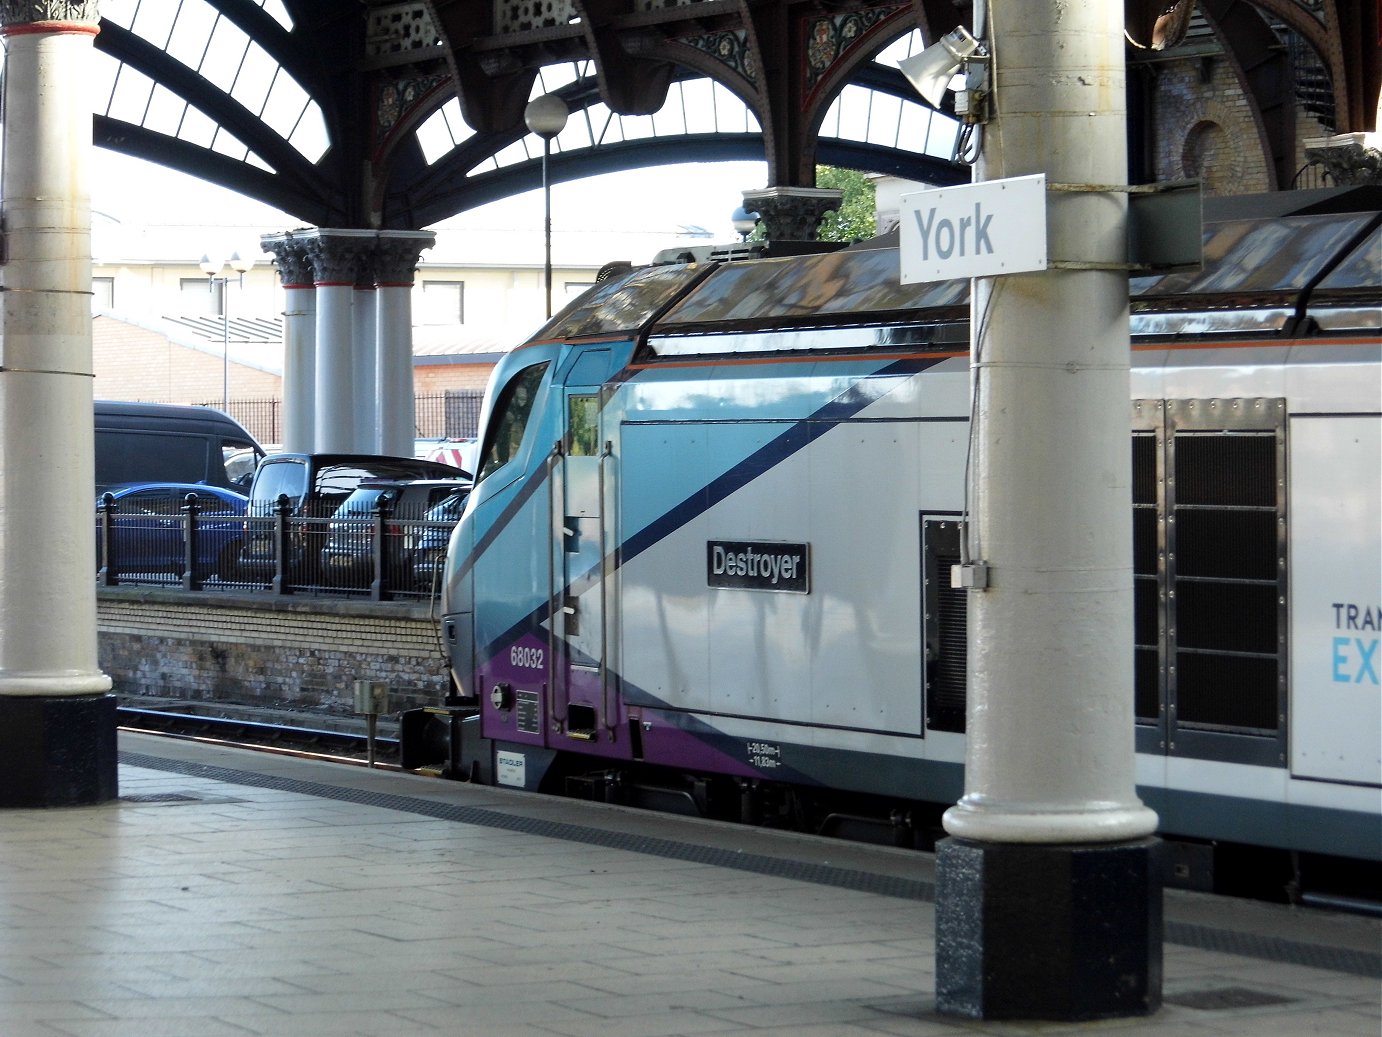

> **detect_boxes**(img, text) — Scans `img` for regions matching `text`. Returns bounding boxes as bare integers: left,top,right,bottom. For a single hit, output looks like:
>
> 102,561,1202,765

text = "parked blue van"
95,401,264,494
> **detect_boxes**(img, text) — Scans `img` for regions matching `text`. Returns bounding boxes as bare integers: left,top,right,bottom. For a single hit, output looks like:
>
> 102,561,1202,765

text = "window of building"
181,277,223,314
419,280,464,324
92,277,115,310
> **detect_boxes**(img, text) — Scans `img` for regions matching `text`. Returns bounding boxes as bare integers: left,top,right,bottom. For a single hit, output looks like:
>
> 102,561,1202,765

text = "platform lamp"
200,252,254,412
524,93,569,318
732,206,760,241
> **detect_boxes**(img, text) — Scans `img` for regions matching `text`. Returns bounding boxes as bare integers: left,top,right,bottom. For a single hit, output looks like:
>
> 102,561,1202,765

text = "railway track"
117,705,401,767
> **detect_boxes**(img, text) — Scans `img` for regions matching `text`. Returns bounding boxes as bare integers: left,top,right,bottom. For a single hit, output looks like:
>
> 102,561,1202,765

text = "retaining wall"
97,588,452,715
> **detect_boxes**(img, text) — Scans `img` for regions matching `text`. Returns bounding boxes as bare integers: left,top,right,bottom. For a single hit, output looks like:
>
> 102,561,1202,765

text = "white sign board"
899,174,1048,283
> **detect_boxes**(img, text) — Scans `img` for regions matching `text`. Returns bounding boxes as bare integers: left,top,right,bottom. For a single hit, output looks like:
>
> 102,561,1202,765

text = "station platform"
1,732,1377,1037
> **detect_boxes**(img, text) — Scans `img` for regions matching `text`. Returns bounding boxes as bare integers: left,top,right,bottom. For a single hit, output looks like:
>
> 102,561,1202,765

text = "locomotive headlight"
490,682,513,711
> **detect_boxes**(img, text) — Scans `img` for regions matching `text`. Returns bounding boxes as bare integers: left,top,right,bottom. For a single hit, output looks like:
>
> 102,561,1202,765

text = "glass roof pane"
896,101,937,152
259,0,294,30
585,103,622,145
231,40,279,116
210,126,252,161
286,104,330,164
875,29,926,64
94,1,330,168
534,63,584,97
865,91,904,147
654,88,688,136
821,82,958,161
258,73,298,132
200,20,252,95
124,0,170,39
490,140,532,169
725,85,760,132
925,110,961,155
416,98,479,165
416,104,458,164
145,84,190,130
621,114,658,142
165,5,220,70
553,114,592,152
444,103,477,146
680,79,721,135
831,85,873,141
105,63,156,124
176,104,219,150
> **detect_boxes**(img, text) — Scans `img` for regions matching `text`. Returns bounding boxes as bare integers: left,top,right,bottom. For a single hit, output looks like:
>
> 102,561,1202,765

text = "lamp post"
199,252,254,412
524,94,569,318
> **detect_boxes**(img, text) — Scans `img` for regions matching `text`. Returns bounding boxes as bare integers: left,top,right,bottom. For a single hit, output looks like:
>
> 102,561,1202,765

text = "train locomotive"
419,188,1381,897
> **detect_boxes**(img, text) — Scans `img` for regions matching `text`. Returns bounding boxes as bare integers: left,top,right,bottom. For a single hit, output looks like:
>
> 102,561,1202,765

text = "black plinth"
935,836,1163,1020
0,694,119,807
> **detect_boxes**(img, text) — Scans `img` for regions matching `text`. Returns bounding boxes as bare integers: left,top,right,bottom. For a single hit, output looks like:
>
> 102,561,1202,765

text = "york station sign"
899,174,1048,283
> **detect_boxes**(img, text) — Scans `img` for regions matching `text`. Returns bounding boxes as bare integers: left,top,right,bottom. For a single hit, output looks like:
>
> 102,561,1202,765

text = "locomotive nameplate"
707,540,810,593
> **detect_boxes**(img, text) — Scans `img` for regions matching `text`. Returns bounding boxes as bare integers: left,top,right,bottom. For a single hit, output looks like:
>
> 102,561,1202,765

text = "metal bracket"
1047,180,1203,274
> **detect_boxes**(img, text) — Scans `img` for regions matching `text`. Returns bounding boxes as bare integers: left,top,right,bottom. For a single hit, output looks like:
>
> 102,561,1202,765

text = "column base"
935,836,1163,1020
0,694,119,807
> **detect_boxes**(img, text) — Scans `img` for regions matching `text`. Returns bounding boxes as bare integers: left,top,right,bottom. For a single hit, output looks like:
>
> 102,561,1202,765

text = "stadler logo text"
707,540,810,593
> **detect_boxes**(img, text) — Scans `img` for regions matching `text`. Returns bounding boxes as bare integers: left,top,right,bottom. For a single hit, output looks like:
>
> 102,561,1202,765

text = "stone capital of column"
0,1,99,29
260,233,316,287
1305,138,1382,187
374,230,437,285
260,227,438,286
741,186,843,242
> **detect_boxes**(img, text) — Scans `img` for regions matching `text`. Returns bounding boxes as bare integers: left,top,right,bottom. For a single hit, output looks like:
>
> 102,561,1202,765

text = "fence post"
369,493,393,602
180,493,203,591
97,492,118,587
271,493,293,595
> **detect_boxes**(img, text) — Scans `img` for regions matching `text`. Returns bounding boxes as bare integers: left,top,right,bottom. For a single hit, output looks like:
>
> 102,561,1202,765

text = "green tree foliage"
815,166,876,242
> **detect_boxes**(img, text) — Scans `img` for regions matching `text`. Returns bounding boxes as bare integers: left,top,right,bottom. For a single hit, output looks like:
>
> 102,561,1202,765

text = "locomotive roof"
531,191,1379,349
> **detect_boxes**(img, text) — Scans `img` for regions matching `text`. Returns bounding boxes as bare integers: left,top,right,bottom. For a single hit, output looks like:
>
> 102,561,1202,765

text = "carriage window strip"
932,399,1286,768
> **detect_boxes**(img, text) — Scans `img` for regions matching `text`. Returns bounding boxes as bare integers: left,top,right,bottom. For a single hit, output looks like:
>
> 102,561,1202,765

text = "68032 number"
510,645,545,669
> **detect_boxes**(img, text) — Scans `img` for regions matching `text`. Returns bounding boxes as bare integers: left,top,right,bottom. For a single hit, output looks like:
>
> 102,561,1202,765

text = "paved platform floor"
0,732,1376,1037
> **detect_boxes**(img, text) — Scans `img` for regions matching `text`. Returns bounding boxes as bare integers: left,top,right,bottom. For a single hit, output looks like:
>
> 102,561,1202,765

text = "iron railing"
96,491,457,602
187,390,486,448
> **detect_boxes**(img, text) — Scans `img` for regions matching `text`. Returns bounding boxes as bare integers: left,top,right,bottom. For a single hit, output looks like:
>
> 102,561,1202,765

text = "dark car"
96,483,248,582
320,479,471,588
408,485,471,591
238,453,467,584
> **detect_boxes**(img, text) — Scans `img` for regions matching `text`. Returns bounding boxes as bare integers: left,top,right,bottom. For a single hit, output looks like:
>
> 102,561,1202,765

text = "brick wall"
413,363,495,394
93,316,282,404
1153,57,1271,194
1151,55,1335,195
97,589,453,716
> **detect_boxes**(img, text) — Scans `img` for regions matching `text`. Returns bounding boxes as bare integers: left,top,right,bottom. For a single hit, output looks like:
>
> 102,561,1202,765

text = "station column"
934,0,1162,1020
374,231,434,457
352,282,378,450
262,234,317,453
303,229,374,453
0,2,118,806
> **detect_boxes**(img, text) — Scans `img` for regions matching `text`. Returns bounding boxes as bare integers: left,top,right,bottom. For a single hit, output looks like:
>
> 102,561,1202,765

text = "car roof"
107,482,246,499
353,478,472,490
